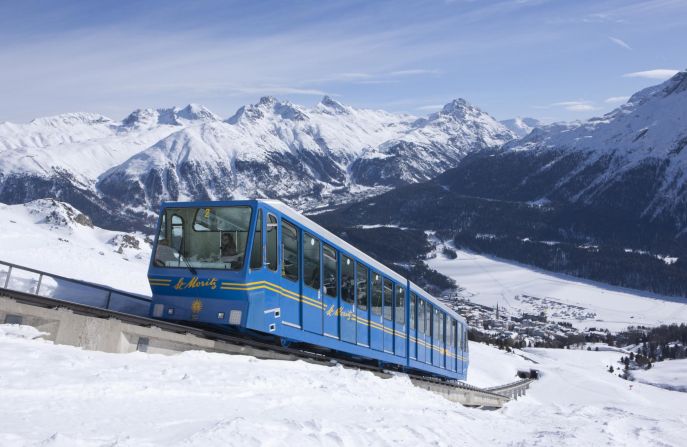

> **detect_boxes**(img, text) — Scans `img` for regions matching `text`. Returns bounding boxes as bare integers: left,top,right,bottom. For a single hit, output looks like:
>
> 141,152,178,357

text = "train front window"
153,206,253,270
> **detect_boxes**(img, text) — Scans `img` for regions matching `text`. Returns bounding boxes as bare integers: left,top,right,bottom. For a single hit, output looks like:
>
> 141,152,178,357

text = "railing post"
4,266,11,289
35,274,43,295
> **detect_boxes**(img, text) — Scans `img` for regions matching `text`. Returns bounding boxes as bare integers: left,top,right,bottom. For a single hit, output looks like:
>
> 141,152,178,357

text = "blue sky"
0,0,685,123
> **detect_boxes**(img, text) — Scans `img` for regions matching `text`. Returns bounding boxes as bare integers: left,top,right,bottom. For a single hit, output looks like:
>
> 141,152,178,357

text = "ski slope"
427,245,687,331
1,324,686,446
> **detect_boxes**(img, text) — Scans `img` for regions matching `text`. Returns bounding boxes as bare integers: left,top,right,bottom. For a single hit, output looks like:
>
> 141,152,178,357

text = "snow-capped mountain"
500,117,542,138
490,70,687,228
0,96,513,230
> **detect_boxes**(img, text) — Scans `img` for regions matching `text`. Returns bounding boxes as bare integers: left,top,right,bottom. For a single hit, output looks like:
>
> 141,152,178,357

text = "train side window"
464,327,469,351
383,279,393,320
371,272,382,316
425,302,431,338
410,293,417,331
356,263,368,311
323,244,337,298
452,320,457,350
266,214,278,271
457,323,462,351
418,299,425,335
341,255,355,304
433,308,440,346
440,313,445,346
250,210,263,269
281,220,299,282
303,232,320,290
395,285,405,325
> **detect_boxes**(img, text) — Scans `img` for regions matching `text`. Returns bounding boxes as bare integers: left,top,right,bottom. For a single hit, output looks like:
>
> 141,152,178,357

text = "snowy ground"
631,359,687,393
1,325,686,446
427,245,687,331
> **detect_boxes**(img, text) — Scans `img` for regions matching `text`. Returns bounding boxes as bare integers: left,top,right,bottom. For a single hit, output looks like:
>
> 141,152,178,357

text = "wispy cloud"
604,96,630,104
609,36,632,50
416,104,444,111
551,101,599,112
622,69,679,80
389,69,442,77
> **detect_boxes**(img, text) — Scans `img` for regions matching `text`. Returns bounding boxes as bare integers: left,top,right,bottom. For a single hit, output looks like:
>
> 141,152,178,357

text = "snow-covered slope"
427,244,687,331
499,117,541,138
0,97,514,230
0,199,151,294
496,70,687,227
1,324,685,446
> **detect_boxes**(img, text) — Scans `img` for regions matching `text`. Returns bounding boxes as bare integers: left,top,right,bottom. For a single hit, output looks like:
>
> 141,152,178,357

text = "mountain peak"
439,99,478,118
175,104,219,122
317,96,349,114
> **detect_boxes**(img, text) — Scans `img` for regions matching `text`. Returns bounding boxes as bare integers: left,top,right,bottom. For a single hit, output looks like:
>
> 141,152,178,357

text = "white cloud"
609,36,632,50
416,104,443,111
551,101,598,112
622,69,679,80
604,96,630,104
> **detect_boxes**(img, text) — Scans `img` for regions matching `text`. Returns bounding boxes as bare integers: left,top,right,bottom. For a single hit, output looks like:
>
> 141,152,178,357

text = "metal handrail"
0,259,150,303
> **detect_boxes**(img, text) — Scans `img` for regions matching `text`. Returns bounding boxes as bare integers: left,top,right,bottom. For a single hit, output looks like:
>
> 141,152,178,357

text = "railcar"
148,199,469,380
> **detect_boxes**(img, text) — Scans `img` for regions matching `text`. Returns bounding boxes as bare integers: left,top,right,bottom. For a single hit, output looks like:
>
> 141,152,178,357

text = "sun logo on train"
191,299,203,314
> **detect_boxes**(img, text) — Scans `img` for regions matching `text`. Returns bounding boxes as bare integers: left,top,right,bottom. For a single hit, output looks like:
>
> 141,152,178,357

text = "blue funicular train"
148,199,469,380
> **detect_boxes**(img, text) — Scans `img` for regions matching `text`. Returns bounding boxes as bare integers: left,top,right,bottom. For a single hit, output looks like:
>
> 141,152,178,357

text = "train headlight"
217,312,225,320
229,310,242,325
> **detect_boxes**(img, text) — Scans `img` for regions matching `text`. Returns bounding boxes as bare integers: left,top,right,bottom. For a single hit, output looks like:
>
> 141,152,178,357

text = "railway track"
0,260,533,408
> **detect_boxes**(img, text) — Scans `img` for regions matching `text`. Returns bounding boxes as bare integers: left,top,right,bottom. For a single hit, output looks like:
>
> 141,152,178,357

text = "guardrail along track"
0,260,532,408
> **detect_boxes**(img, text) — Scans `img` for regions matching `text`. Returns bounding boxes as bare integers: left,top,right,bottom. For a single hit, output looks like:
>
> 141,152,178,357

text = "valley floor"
427,245,687,331
1,325,686,446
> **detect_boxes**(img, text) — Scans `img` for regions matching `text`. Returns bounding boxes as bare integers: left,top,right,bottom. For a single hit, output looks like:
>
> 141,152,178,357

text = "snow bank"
631,359,687,392
1,325,686,446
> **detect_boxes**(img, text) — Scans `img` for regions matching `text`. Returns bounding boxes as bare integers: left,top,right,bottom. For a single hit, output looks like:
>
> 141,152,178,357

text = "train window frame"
383,278,393,321
323,243,338,298
302,232,321,291
410,293,417,332
356,262,369,311
341,254,355,305
249,209,263,270
395,285,405,325
266,213,278,272
281,219,300,283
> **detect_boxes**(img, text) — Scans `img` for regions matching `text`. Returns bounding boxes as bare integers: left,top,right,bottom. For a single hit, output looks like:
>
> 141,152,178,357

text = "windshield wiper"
178,233,198,275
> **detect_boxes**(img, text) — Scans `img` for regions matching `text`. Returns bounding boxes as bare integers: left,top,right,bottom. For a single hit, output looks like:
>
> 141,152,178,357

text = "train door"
382,278,394,353
263,213,282,330
355,263,369,347
456,321,463,373
417,299,426,362
451,319,458,372
370,271,384,351
339,254,356,344
432,308,441,367
279,219,301,329
394,284,406,358
321,244,339,339
409,292,417,360
301,231,322,334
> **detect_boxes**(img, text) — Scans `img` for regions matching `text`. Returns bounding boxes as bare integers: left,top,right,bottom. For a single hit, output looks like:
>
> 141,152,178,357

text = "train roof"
159,199,465,323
